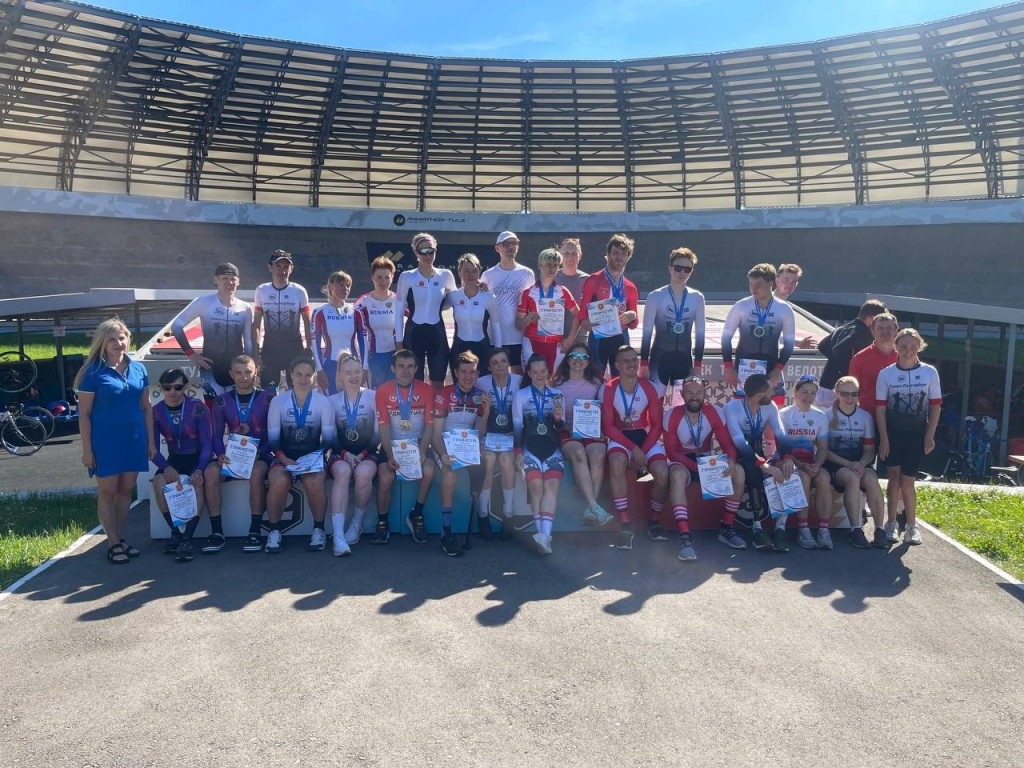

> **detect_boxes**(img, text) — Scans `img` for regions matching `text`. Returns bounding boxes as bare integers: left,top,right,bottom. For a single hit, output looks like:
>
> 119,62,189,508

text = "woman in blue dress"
76,318,155,565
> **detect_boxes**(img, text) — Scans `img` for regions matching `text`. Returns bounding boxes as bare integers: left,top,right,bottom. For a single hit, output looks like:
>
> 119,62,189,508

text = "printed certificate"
588,300,622,339
392,438,423,481
287,451,324,476
537,301,565,337
483,433,514,453
572,399,602,439
443,429,481,469
221,433,259,479
163,478,198,530
737,358,768,389
697,454,734,499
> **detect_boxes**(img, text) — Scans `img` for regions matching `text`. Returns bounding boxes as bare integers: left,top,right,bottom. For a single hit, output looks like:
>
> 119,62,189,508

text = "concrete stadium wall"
2,208,1020,307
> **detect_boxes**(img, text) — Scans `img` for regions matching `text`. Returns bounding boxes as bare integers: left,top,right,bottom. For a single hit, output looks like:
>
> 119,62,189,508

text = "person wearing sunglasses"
552,342,613,527
482,231,536,374
477,347,522,538
601,345,669,550
311,270,358,396
353,256,399,388
640,247,706,398
252,250,313,390
723,373,795,552
778,375,832,550
170,262,253,397
394,233,457,390
823,376,888,549
76,318,156,566
204,354,277,554
444,253,502,376
151,368,213,563
516,248,581,376
721,263,796,406
663,376,747,560
578,234,640,378
265,356,336,554
875,329,942,546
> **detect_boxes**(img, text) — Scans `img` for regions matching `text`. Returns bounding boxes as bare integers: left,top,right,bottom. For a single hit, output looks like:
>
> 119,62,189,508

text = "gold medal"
399,419,413,431
239,423,250,435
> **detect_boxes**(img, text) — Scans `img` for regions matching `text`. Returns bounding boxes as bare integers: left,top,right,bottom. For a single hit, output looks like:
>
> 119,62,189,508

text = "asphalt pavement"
1,502,1022,767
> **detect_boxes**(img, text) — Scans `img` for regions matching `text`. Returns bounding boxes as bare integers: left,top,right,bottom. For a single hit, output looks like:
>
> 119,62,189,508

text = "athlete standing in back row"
311,270,357,396
252,250,312,390
578,234,640,378
482,231,535,374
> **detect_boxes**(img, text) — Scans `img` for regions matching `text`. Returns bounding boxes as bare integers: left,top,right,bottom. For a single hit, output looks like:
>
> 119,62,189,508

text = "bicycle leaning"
0,350,50,456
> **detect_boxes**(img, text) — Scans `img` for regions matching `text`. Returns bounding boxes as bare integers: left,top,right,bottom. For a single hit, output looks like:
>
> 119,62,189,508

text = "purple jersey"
212,388,276,462
153,396,213,471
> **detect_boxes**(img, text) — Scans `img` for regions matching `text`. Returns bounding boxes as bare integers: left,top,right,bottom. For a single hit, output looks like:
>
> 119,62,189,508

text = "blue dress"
78,360,150,478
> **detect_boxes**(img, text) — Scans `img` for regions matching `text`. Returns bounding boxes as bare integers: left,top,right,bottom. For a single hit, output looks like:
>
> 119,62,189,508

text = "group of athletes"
139,230,941,563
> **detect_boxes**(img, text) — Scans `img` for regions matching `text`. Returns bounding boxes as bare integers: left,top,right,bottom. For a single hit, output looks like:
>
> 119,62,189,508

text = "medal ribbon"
668,286,688,327
491,379,510,416
684,412,704,451
604,268,626,304
292,390,312,429
168,404,185,446
618,383,640,425
234,390,253,428
395,383,413,421
530,385,549,424
754,297,774,332
742,402,763,443
343,389,362,430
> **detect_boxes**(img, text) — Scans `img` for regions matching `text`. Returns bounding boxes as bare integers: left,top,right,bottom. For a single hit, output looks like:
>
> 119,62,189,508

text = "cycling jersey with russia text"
311,302,357,371
352,292,398,368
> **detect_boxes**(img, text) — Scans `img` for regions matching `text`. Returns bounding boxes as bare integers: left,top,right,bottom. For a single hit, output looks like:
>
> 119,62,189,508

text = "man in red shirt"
849,312,899,415
579,234,640,377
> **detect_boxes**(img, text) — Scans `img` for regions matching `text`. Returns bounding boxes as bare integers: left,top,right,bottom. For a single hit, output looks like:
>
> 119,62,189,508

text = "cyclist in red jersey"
578,234,640,378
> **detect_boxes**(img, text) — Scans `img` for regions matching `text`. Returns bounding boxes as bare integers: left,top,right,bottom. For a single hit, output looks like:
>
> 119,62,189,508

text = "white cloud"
438,28,553,55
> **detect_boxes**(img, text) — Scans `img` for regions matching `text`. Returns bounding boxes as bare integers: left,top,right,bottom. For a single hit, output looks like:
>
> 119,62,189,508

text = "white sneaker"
265,529,282,554
532,532,552,555
816,528,833,550
906,524,923,545
884,520,900,543
797,528,817,549
345,518,363,545
309,528,326,551
591,504,615,527
333,535,351,557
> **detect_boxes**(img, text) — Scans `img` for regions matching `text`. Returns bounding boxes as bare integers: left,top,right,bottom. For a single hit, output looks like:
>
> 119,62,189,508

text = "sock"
649,499,664,523
442,507,452,534
271,521,282,532
775,513,788,530
352,506,366,530
161,511,175,533
478,492,491,518
532,513,542,530
413,500,425,518
313,519,325,531
332,512,346,539
249,514,263,534
540,516,553,536
614,496,630,524
723,499,740,527
798,519,810,529
502,488,515,518
377,510,389,523
851,525,861,532
752,520,763,531
210,515,223,536
820,517,831,530
184,516,200,541
673,505,689,534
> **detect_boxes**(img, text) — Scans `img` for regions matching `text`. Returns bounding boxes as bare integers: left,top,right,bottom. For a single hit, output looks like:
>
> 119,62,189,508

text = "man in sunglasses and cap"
252,250,312,389
170,262,254,397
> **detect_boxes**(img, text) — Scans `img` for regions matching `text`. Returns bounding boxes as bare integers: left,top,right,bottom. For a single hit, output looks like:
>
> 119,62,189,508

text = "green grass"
0,493,98,590
917,486,1024,581
0,333,94,361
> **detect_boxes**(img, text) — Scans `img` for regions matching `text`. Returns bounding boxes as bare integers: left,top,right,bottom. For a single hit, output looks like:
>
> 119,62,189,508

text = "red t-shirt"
517,283,578,342
849,344,898,415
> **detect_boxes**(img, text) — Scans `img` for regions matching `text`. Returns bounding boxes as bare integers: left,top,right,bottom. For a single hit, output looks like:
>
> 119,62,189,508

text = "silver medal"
495,414,509,427
536,423,548,436
753,325,766,338
345,428,359,442
672,322,685,334
295,427,307,441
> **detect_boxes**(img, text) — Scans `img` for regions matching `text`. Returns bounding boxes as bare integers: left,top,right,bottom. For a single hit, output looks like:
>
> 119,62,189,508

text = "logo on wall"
262,487,306,533
393,214,406,227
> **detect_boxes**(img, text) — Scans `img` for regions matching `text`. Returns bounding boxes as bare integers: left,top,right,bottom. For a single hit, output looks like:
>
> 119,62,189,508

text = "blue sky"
97,0,1003,59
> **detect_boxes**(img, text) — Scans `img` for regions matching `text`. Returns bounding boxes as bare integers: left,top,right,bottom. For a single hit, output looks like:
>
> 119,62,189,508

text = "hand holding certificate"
572,399,602,439
483,433,514,452
697,454,734,499
737,358,768,389
163,478,198,532
443,429,481,469
537,301,565,337
588,300,622,339
763,473,808,515
221,433,260,479
392,438,423,480
286,451,324,476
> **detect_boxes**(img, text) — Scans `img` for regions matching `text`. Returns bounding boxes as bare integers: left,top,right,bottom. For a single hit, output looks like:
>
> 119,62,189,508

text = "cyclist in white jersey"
170,262,253,396
778,375,832,550
444,253,502,375
252,250,312,390
721,263,795,403
640,248,706,398
311,270,357,396
353,256,399,389
481,231,535,374
394,233,457,389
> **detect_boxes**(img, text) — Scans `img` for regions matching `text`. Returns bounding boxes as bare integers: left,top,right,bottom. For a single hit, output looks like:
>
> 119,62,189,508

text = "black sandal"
120,539,141,558
106,544,129,565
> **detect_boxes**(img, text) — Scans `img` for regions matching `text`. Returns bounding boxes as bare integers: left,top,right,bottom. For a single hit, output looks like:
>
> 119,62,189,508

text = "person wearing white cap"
482,231,535,373
170,262,254,397
252,249,312,389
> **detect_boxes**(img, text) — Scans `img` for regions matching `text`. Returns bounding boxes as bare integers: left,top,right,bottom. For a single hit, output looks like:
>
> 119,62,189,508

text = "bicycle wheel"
20,405,55,438
1,415,46,455
0,351,37,395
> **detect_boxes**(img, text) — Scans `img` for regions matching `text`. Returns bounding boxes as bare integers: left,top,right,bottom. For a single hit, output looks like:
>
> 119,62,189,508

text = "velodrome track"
1,448,1023,766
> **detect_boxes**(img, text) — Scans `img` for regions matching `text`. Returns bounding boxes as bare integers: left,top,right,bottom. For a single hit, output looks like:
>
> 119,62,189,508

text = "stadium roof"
2,0,1024,212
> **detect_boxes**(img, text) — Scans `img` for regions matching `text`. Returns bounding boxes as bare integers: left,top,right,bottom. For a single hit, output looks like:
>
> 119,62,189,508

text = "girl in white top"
551,342,612,527
477,347,522,536
875,328,942,546
353,256,399,389
445,253,503,374
327,352,379,557
779,375,833,550
311,270,357,396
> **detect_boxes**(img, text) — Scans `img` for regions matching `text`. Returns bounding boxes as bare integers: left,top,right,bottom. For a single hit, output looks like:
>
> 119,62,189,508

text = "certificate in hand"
443,429,481,470
287,451,324,476
762,477,785,517
537,300,565,337
392,438,423,481
697,454,734,499
163,478,198,531
588,300,622,339
483,432,514,453
221,433,260,479
737,358,768,389
572,399,602,439
776,473,808,512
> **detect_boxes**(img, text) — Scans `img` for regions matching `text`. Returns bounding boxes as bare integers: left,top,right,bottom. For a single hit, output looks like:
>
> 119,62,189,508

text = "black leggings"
450,338,490,376
407,321,450,383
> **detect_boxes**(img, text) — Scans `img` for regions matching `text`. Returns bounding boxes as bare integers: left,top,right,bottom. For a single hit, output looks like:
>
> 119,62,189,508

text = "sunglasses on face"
798,374,819,384
568,352,590,361
671,264,694,273
162,384,185,392
838,391,860,398
417,247,436,255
